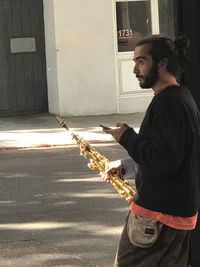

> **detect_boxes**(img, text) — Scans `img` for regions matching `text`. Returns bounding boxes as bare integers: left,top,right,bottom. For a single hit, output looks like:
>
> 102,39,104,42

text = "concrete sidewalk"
0,113,144,150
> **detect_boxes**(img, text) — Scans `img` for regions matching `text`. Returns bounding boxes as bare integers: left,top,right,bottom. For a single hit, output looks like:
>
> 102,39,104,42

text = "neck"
152,74,179,95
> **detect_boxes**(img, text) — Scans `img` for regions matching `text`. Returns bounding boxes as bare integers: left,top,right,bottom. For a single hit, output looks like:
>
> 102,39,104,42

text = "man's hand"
102,160,123,182
103,122,130,142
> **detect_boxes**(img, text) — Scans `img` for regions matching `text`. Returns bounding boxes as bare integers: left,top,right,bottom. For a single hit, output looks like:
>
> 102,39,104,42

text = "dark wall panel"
178,2,200,266
177,0,200,109
0,0,48,116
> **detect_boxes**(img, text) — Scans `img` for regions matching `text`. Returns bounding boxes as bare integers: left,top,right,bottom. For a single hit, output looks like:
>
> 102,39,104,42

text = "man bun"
174,35,190,68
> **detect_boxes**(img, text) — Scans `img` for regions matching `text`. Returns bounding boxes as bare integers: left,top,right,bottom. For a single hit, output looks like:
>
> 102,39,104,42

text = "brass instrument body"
56,116,135,202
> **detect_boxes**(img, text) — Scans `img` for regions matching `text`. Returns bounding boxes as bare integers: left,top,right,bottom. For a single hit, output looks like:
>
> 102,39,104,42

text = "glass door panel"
116,1,152,52
158,0,175,38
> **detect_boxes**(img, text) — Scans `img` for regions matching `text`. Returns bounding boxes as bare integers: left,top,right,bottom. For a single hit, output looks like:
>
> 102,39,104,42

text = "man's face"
133,44,159,89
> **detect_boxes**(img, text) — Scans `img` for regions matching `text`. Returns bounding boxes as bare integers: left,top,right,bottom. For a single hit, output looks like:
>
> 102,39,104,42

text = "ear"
158,58,168,70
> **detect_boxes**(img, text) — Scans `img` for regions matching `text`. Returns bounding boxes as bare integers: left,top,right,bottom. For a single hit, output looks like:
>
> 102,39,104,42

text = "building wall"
43,0,59,114
43,1,179,117
43,0,118,116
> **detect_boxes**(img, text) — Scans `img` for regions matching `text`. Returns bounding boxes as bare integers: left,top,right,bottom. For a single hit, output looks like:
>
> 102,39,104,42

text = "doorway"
0,0,48,116
114,0,176,113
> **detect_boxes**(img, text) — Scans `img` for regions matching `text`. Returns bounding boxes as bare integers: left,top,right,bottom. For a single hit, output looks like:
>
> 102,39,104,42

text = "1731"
118,29,133,37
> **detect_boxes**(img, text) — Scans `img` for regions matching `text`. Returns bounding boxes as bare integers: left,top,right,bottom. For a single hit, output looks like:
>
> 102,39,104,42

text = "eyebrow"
133,56,146,62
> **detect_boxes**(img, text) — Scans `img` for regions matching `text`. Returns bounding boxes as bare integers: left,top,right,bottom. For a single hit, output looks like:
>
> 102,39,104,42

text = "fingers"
100,122,130,143
102,122,127,134
101,160,123,182
102,127,113,134
103,121,122,133
102,122,129,131
102,170,120,182
116,121,123,127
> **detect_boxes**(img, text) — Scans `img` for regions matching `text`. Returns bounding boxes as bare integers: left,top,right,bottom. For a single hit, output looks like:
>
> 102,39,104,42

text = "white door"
114,0,176,113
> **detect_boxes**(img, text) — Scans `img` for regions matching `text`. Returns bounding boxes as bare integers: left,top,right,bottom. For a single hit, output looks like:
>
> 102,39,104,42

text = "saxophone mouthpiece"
55,116,69,130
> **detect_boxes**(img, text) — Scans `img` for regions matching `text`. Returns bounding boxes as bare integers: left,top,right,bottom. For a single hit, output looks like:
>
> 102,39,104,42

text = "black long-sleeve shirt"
120,85,200,217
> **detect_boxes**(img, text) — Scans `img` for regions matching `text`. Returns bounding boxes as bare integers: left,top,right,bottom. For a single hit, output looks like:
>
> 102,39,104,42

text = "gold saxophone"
56,116,135,202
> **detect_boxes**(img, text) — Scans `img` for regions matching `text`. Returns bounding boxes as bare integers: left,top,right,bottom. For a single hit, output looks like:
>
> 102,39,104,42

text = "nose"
133,62,138,75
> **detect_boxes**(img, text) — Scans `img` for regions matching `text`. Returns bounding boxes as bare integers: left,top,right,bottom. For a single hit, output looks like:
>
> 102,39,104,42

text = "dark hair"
136,34,190,77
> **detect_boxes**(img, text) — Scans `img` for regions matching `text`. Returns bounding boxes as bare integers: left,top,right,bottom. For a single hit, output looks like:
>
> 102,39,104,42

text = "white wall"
43,0,60,114
44,0,117,116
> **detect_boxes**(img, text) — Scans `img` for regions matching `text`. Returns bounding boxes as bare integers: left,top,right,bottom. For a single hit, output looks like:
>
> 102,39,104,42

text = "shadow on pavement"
0,144,131,267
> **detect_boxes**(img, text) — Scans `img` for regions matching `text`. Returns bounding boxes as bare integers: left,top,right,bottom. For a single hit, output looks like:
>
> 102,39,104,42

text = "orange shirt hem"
129,201,198,230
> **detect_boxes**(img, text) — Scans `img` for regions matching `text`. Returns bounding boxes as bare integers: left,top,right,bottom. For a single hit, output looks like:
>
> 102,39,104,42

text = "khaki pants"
114,212,190,267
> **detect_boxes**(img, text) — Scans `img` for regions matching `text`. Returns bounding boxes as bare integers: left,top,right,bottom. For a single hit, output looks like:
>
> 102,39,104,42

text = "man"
103,35,200,267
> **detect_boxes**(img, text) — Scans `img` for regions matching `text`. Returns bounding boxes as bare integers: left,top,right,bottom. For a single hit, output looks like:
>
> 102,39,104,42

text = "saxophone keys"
87,161,97,170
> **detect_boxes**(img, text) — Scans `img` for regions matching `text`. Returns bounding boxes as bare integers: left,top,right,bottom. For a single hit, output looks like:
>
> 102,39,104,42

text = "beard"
137,63,159,89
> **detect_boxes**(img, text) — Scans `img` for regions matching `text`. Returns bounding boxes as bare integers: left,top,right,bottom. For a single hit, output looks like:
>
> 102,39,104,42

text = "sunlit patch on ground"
0,127,139,150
